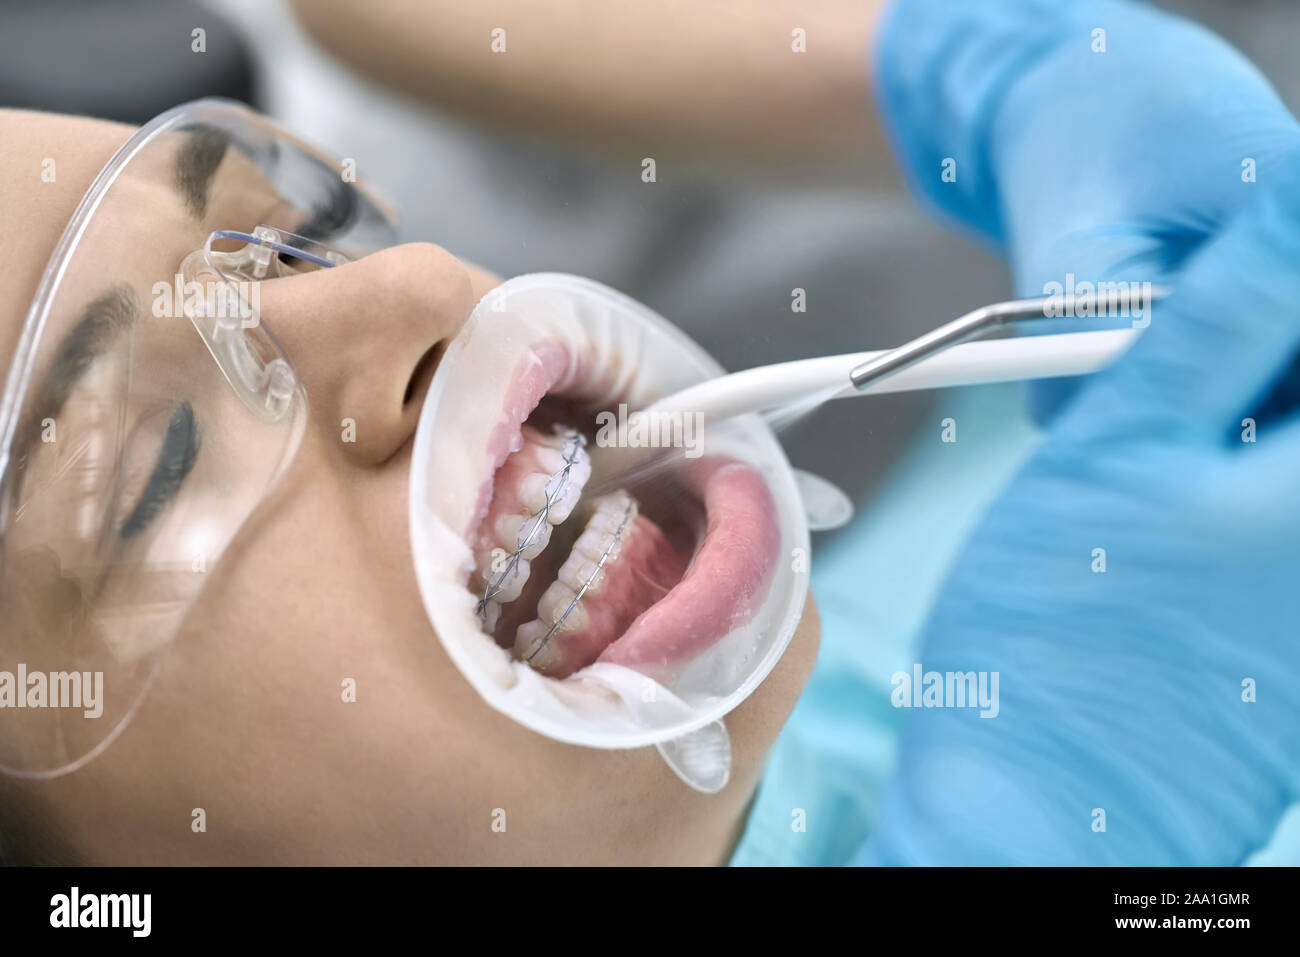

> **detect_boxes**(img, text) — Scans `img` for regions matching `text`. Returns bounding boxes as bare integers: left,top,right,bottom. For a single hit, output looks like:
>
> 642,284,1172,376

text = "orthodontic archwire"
524,496,635,663
477,429,588,622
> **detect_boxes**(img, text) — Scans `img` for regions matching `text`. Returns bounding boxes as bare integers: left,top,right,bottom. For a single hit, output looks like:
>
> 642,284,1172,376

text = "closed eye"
119,402,200,540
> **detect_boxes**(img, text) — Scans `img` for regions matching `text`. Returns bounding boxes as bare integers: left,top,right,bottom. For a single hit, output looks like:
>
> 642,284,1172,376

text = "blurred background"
6,0,1298,509
5,0,1299,863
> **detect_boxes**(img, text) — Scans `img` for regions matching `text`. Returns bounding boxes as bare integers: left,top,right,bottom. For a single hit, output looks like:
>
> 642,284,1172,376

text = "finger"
1079,158,1300,428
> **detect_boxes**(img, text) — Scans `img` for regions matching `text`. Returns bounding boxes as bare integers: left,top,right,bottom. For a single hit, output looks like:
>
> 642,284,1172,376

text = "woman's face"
0,110,818,864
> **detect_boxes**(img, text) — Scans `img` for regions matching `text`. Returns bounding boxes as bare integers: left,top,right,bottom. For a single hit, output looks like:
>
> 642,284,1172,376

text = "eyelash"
291,187,357,246
119,401,200,540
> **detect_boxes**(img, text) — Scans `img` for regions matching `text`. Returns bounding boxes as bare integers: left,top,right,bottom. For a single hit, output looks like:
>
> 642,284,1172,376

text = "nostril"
404,341,447,407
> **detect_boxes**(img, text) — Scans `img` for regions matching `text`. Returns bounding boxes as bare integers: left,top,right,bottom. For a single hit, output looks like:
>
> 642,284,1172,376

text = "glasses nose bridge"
183,225,348,424
213,226,351,276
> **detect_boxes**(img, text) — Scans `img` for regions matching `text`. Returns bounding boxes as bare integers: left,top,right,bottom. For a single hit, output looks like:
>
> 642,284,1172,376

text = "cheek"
92,470,488,831
51,449,809,862
159,469,460,742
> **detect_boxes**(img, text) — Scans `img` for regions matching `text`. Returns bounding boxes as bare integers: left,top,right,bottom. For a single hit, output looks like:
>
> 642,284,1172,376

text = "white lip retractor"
409,274,813,793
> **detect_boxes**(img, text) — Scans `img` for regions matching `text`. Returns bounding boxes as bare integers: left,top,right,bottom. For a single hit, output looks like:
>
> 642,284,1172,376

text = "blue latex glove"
858,165,1300,866
875,0,1300,422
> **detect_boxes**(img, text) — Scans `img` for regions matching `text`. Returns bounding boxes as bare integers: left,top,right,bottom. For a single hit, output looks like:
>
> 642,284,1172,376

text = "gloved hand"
858,166,1300,865
875,0,1300,421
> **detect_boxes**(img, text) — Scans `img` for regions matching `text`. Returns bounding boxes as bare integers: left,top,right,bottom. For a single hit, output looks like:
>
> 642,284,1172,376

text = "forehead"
0,111,136,368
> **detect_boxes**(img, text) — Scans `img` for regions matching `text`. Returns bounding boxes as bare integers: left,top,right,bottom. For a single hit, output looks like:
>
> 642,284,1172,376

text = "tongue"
598,460,779,673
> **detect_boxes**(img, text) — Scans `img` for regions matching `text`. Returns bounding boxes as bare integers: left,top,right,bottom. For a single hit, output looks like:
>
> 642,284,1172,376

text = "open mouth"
409,275,811,760
461,342,781,679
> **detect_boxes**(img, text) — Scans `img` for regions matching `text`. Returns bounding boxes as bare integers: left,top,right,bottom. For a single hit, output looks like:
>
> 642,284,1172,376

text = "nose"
257,242,475,465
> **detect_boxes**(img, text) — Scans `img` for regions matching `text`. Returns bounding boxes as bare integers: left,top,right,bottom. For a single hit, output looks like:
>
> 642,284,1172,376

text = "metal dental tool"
585,286,1170,479
577,286,1170,496
847,286,1170,393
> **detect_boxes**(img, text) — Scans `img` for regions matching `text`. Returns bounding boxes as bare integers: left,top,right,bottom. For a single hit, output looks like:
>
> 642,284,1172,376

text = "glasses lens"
0,101,397,775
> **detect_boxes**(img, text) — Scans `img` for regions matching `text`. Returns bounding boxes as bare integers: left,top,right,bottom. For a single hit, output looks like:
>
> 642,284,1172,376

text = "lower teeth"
513,490,637,664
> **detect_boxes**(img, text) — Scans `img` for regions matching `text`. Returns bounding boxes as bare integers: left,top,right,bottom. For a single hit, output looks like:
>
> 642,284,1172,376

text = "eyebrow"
32,127,228,416
174,126,231,219
11,285,138,486
35,285,138,422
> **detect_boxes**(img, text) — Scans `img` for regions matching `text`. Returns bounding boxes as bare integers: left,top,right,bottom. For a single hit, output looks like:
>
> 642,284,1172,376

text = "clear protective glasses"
0,99,398,777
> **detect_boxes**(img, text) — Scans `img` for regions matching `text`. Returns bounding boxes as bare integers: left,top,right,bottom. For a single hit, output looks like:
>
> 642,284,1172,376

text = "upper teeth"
475,429,592,621
477,548,530,604
518,471,585,523
495,512,552,560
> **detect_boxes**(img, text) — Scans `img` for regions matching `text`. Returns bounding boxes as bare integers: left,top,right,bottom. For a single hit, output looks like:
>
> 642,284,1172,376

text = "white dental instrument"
643,287,1169,426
